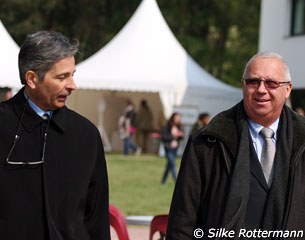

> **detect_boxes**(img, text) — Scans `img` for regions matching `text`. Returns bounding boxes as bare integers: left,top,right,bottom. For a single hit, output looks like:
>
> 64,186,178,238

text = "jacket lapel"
249,142,269,192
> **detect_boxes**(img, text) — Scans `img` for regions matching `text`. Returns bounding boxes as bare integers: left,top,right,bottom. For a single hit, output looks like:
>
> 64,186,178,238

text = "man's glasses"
243,78,290,89
6,130,48,165
6,101,50,165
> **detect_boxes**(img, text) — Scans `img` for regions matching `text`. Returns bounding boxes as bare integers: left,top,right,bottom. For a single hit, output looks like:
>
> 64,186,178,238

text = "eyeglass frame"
6,131,48,165
6,100,50,165
243,78,291,89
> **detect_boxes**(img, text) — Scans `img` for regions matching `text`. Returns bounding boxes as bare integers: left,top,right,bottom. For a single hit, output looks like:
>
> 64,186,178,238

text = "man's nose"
257,80,268,92
67,77,77,90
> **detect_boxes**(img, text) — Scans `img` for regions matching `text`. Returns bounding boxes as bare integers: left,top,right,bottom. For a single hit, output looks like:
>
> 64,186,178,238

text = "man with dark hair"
0,31,110,240
167,52,305,239
190,112,210,134
4,87,13,100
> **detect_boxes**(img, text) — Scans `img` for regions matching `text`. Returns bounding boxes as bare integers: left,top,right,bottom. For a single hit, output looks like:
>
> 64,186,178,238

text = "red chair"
149,214,168,240
109,204,130,240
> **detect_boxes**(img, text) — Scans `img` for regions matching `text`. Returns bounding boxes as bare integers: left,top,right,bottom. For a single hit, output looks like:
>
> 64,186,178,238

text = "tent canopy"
0,20,21,89
75,0,242,117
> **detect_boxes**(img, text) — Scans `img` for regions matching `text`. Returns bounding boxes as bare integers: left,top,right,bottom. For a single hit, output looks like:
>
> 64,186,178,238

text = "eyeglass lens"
244,79,288,89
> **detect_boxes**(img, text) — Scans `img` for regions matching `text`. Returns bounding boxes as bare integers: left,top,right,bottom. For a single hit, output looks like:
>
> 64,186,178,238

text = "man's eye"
245,79,260,85
265,80,278,85
250,80,259,84
58,74,68,80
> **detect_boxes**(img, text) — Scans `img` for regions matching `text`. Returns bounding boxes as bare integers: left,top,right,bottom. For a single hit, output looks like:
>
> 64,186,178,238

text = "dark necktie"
260,127,275,187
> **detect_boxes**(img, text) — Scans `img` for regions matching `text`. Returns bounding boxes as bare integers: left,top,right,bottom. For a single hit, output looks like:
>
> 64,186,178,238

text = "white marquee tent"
67,0,242,151
72,0,241,116
0,20,21,89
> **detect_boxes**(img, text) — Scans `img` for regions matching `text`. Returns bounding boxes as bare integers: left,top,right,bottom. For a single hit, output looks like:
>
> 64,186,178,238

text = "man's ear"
285,82,293,99
25,71,38,89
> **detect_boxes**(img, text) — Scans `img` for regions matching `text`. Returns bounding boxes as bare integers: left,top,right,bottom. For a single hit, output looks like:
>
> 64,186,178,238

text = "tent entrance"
67,89,165,153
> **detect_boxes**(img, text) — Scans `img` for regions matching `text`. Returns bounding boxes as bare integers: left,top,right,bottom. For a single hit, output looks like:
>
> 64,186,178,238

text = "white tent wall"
0,20,21,89
67,90,165,152
178,53,242,116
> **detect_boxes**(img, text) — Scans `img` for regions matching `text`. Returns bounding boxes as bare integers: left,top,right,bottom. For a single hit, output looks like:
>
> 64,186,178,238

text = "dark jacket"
0,90,110,240
166,102,305,240
160,124,184,150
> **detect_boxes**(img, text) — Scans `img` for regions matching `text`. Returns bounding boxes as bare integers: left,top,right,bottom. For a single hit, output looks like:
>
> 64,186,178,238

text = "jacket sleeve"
160,125,174,143
84,132,110,240
166,135,203,240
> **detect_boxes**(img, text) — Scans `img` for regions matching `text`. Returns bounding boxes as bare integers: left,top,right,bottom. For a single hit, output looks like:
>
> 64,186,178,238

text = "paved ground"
111,225,150,240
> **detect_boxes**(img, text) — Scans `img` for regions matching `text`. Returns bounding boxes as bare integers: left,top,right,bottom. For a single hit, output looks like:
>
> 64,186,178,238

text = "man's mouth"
255,98,270,103
57,95,68,101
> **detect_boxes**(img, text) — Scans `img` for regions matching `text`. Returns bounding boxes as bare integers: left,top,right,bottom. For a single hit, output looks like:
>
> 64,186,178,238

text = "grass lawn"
106,153,180,216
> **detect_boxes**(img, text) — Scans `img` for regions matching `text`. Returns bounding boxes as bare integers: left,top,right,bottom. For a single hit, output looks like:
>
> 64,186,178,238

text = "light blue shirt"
24,91,53,118
248,118,279,163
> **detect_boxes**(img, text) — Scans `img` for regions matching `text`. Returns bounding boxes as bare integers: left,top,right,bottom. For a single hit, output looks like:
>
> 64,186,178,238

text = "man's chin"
53,101,66,109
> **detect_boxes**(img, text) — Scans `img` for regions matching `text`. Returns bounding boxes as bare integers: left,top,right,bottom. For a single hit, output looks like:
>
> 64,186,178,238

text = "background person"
0,87,13,101
190,112,211,134
0,31,110,240
3,87,13,100
135,99,154,153
295,106,305,116
119,100,141,156
167,52,305,239
160,112,184,184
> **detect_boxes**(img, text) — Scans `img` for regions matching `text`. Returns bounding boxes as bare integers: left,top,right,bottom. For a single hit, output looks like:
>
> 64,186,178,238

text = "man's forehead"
250,56,283,66
247,58,285,76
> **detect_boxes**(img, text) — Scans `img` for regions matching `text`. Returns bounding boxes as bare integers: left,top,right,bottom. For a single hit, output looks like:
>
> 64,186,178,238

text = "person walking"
160,112,184,184
0,30,110,240
119,100,141,156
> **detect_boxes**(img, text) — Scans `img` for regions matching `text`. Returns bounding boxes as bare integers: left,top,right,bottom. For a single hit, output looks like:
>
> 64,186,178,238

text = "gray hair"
18,31,79,84
242,51,292,82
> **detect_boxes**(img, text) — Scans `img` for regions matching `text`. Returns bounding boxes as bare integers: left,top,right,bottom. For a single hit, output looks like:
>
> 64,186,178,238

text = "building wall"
259,0,305,88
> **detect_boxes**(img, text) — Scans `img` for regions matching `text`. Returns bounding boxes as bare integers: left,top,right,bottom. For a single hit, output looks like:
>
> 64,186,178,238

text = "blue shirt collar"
248,118,279,141
24,91,52,118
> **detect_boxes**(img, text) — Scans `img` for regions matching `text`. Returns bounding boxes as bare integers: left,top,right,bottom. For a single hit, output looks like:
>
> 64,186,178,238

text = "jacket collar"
202,101,244,158
203,100,305,161
13,88,66,133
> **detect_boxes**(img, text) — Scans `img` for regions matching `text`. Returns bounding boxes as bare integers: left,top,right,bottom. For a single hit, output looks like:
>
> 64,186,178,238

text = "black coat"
167,102,305,240
0,90,110,240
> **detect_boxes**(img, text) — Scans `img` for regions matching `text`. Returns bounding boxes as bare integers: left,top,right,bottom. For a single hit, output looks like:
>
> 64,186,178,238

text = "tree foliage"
0,0,260,87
